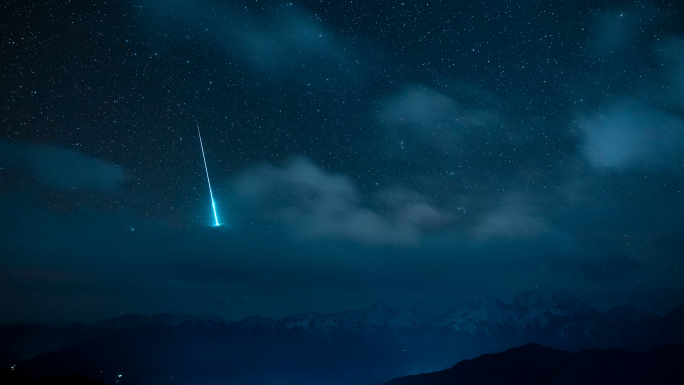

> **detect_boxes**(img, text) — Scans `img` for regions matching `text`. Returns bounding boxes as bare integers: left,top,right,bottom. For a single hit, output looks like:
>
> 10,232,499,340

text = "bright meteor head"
197,121,220,227
211,199,219,227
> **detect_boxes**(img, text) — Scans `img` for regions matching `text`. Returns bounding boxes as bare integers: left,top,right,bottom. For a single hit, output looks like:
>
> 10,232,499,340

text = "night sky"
1,0,683,323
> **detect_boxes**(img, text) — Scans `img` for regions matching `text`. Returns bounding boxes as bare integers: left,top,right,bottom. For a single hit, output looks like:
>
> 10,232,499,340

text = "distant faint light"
118,374,123,378
130,227,135,232
10,365,15,371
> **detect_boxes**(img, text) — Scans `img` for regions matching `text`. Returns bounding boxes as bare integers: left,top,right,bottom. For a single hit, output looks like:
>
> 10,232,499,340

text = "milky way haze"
1,0,683,323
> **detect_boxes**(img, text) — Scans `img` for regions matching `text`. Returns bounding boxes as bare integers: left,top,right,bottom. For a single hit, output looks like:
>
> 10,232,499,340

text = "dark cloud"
565,250,641,285
0,139,126,190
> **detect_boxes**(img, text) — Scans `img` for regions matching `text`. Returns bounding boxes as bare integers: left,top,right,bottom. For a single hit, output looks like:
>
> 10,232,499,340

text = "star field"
1,0,683,322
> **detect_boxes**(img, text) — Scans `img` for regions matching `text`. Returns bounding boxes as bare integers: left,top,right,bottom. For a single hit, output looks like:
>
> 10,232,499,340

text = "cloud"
655,37,684,106
144,0,350,76
591,12,638,54
232,156,447,245
577,100,684,172
0,139,126,189
590,6,658,56
471,198,552,241
238,8,346,71
379,86,501,150
381,87,460,127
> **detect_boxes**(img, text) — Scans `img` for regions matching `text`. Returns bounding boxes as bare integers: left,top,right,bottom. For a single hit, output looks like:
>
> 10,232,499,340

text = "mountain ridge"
2,289,682,385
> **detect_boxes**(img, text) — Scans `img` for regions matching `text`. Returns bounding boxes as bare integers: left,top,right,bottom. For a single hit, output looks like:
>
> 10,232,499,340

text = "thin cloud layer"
472,200,552,241
233,156,447,245
238,8,346,71
656,37,684,106
591,7,655,55
0,139,126,190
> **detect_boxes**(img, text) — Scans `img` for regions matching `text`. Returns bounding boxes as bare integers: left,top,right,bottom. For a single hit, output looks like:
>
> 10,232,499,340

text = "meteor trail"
196,121,220,227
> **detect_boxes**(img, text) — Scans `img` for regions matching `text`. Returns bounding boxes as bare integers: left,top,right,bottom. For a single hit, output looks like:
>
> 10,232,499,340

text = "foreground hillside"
385,343,684,385
0,368,107,385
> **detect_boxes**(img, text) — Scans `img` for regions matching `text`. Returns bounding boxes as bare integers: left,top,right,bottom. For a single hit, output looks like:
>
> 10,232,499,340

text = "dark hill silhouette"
0,368,108,385
385,343,684,385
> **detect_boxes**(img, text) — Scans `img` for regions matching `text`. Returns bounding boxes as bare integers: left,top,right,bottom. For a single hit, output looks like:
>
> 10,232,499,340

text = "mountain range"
1,289,682,385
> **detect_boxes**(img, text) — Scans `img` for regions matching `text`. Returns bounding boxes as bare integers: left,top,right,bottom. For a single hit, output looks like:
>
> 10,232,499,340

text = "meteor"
196,121,220,227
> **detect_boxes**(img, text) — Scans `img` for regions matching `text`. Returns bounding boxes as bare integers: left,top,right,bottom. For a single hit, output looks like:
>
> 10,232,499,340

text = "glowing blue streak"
196,121,220,227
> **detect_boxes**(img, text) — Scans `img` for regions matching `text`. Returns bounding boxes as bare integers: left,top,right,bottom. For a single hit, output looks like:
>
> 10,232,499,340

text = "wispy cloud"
471,197,553,241
655,37,684,106
379,86,501,151
577,100,684,172
144,0,351,76
590,5,658,56
233,156,447,245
